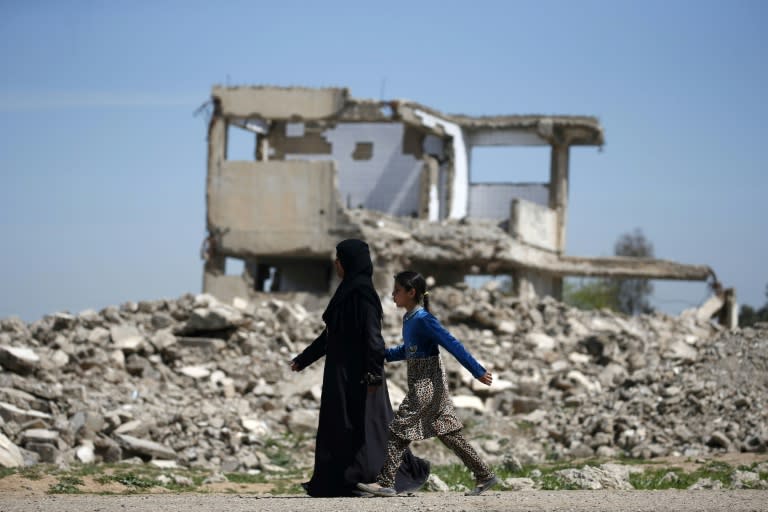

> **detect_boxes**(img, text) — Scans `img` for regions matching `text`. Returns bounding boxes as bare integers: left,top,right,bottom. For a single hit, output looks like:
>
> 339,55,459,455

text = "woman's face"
392,281,417,309
334,257,345,279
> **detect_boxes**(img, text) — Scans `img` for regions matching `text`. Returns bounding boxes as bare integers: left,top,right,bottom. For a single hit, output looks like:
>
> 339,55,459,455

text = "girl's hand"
479,371,493,386
289,360,301,372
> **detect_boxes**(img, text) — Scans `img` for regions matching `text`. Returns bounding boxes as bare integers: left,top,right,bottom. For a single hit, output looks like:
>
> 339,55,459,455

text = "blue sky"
1,0,766,321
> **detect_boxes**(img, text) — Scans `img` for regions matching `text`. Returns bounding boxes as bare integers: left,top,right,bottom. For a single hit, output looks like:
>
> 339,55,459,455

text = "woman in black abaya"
290,239,430,497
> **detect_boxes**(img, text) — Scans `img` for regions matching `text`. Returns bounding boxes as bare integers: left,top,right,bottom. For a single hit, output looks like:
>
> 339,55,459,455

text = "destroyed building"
201,86,733,324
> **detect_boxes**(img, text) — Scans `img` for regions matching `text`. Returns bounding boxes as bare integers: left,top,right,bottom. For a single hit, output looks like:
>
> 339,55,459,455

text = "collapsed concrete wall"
201,85,730,323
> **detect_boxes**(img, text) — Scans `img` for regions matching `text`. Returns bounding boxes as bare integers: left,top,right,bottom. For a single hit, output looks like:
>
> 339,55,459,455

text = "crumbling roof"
210,86,604,146
394,100,604,146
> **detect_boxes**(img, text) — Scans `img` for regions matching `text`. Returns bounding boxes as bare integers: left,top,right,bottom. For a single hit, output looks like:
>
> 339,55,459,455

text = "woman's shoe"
356,482,397,497
465,475,499,496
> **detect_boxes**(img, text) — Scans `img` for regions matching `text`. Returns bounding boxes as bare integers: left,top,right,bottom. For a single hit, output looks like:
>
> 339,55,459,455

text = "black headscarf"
322,239,383,323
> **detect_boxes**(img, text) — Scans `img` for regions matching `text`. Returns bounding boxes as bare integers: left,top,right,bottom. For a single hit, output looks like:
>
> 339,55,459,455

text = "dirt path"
2,491,767,512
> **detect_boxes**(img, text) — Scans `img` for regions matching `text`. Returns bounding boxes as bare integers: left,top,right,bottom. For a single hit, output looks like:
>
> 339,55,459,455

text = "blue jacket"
385,308,487,379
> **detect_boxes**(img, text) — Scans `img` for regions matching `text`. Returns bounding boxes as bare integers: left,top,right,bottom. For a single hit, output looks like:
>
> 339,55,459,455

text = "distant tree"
614,228,655,315
563,279,619,311
564,228,655,315
738,283,768,327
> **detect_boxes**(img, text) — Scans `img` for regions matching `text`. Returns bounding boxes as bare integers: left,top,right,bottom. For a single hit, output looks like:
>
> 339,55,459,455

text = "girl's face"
392,281,417,309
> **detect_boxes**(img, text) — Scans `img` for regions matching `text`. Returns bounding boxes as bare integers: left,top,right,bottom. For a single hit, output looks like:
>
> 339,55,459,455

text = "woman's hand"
289,360,302,372
479,371,493,386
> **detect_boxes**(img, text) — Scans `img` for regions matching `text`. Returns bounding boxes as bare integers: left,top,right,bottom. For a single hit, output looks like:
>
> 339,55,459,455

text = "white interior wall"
468,183,549,220
285,123,423,217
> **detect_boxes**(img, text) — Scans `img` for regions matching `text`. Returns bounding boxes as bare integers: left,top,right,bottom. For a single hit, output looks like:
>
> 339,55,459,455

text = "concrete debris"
0,345,40,374
0,432,24,468
0,289,765,476
553,464,641,490
425,473,450,492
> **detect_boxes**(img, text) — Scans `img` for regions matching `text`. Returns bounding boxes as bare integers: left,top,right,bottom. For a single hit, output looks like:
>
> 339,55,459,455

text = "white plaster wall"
414,110,469,219
285,123,423,217
510,198,558,252
468,183,548,220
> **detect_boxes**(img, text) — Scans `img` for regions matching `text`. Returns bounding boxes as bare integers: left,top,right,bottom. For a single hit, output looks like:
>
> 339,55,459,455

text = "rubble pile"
0,286,766,472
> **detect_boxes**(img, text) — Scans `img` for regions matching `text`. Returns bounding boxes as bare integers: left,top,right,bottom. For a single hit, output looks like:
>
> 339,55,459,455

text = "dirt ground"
1,491,767,512
2,453,766,511
0,473,275,497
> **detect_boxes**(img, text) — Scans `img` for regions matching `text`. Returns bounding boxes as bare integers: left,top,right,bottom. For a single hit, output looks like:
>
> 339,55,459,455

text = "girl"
357,271,498,497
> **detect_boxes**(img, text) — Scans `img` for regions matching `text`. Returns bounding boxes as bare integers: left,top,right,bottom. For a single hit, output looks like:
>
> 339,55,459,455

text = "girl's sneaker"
465,475,499,496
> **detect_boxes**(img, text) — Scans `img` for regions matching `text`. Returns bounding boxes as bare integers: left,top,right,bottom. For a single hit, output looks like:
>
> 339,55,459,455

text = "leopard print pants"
377,430,495,488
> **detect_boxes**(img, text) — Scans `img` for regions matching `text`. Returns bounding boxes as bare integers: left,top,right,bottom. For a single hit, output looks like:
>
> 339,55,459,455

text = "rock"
511,396,543,414
151,459,179,469
285,409,318,434
50,313,76,331
482,439,502,454
203,472,228,484
0,345,40,374
241,416,270,437
25,442,57,463
150,330,177,350
184,305,243,333
76,441,95,464
0,432,24,468
114,420,146,436
109,349,125,368
0,401,52,424
567,443,594,458
525,333,556,353
501,454,523,472
49,350,69,368
595,445,618,458
425,473,450,492
688,477,723,490
554,464,638,490
94,436,122,462
452,395,485,412
731,470,759,489
706,431,732,450
172,474,193,486
0,387,45,411
501,477,535,491
663,340,697,361
88,327,111,345
496,320,517,334
252,379,276,397
239,452,261,469
21,429,59,444
597,363,628,388
117,434,176,460
110,325,145,351
70,411,105,438
150,313,175,330
178,366,211,379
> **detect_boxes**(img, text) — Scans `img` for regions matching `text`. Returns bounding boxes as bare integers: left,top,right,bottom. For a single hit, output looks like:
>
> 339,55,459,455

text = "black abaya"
292,240,429,497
